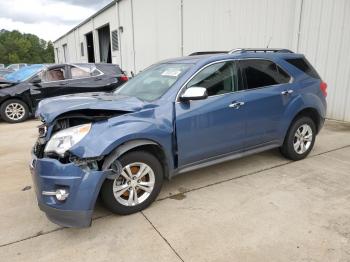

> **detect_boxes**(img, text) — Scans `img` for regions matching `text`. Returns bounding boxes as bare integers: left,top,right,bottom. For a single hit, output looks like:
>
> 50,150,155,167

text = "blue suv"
30,49,327,227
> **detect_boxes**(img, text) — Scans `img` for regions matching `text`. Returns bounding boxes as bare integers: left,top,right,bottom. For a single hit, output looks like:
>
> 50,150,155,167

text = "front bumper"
30,153,107,228
38,203,93,228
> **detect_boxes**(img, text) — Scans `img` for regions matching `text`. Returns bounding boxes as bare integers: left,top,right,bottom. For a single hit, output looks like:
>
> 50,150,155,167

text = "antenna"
266,36,272,48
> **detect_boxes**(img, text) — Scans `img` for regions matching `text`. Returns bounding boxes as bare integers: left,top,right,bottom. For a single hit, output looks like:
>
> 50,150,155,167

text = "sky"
0,0,113,42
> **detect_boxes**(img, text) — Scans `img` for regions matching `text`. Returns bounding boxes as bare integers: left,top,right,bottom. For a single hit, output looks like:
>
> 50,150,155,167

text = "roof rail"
228,48,294,54
189,51,228,56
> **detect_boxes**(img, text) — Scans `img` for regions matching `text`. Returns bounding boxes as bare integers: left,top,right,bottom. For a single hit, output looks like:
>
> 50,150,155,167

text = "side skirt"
172,142,280,177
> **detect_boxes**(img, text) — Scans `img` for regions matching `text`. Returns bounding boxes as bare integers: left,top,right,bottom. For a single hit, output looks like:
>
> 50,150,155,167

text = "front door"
29,65,69,106
175,61,246,167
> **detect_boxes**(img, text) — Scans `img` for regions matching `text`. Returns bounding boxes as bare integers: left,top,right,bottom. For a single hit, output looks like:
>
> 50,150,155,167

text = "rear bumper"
30,152,108,228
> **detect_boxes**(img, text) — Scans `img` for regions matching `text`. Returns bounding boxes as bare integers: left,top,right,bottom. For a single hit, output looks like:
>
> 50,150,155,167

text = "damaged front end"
30,110,125,227
34,109,123,160
30,156,107,227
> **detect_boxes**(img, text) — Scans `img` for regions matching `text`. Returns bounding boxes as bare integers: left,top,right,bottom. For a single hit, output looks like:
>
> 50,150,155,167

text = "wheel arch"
280,91,326,142
290,107,322,133
102,139,170,179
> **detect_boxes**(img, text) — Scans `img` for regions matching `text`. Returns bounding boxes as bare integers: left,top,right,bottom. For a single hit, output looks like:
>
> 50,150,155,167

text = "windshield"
115,63,191,101
5,64,44,82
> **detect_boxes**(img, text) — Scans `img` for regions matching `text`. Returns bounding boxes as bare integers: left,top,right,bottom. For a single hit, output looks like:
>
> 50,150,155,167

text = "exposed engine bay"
33,109,129,168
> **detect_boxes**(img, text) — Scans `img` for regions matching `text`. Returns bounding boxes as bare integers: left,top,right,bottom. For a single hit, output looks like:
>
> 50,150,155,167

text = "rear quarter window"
285,58,320,79
98,64,122,76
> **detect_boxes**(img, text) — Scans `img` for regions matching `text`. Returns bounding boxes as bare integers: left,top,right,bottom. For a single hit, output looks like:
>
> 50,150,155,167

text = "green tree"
0,30,55,65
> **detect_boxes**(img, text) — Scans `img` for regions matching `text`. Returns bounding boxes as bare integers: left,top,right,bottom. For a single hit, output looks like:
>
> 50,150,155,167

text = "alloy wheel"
112,162,155,206
293,124,313,154
5,103,25,121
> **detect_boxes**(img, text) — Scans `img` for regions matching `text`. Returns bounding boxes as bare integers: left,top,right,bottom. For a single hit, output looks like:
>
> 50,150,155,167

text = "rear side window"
285,58,320,79
69,65,102,79
240,60,291,90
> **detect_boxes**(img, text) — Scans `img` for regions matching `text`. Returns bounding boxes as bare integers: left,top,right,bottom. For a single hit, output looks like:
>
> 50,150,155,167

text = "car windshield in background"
5,64,44,82
115,63,191,101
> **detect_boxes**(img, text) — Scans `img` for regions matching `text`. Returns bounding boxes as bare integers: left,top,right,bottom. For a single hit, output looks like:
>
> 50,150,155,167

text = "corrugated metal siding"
182,0,298,54
133,0,182,72
298,0,350,121
54,0,350,121
118,0,136,74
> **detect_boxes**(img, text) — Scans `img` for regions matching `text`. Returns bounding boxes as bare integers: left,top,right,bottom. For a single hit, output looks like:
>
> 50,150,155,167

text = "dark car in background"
0,63,128,123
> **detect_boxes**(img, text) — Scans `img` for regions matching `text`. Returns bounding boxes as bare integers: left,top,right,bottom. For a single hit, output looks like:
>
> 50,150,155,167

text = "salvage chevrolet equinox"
30,49,327,227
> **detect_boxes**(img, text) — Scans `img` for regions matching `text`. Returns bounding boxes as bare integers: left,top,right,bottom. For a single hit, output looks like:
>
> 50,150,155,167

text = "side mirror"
180,87,208,101
30,75,42,85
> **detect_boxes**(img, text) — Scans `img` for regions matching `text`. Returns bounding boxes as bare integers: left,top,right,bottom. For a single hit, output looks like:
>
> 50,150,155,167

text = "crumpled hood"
36,92,146,123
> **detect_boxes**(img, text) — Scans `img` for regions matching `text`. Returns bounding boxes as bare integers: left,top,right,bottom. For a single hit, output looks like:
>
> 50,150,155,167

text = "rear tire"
0,99,29,123
101,151,163,215
280,116,316,161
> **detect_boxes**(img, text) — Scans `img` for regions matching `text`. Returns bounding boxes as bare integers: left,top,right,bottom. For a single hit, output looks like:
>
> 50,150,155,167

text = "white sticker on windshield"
161,68,182,77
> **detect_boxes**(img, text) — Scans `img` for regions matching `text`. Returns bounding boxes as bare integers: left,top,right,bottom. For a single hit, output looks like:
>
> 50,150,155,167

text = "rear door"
65,64,100,93
65,64,120,93
175,60,246,167
238,59,295,147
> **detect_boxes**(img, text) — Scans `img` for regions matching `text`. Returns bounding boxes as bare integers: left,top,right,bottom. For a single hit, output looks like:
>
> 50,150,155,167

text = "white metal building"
54,0,350,122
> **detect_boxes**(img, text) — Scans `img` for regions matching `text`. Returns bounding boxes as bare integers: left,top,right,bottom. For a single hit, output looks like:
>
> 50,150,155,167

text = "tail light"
320,81,327,97
118,74,128,82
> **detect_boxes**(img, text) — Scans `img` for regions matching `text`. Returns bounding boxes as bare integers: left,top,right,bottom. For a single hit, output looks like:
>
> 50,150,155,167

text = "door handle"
281,89,293,95
59,82,67,86
229,101,245,109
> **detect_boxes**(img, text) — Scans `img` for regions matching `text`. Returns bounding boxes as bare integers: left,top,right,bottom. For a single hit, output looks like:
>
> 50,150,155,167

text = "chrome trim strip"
42,191,57,196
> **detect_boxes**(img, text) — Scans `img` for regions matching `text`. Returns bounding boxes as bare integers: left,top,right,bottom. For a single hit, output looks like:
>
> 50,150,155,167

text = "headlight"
44,123,91,156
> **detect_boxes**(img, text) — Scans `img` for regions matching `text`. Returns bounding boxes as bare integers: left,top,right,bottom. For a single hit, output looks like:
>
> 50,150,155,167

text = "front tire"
280,116,316,161
101,151,164,215
0,99,29,123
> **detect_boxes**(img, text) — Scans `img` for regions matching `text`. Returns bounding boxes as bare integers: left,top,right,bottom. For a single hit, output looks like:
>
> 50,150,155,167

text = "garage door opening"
98,24,112,63
86,32,95,63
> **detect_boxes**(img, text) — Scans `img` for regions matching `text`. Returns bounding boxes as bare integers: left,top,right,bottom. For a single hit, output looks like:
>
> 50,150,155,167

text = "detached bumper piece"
38,203,93,228
30,153,107,228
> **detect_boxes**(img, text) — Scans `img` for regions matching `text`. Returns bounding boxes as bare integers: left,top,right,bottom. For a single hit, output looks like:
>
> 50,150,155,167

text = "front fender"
0,86,34,112
69,106,175,171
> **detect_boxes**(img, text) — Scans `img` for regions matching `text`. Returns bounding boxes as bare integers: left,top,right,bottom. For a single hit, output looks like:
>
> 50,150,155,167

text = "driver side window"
187,61,238,96
40,67,66,82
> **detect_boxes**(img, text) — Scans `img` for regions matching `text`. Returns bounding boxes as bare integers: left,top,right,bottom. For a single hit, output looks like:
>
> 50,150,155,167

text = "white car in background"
6,63,27,71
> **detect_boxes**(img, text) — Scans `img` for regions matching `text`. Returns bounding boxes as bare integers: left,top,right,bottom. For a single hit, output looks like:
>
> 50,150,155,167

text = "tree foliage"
0,29,54,65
